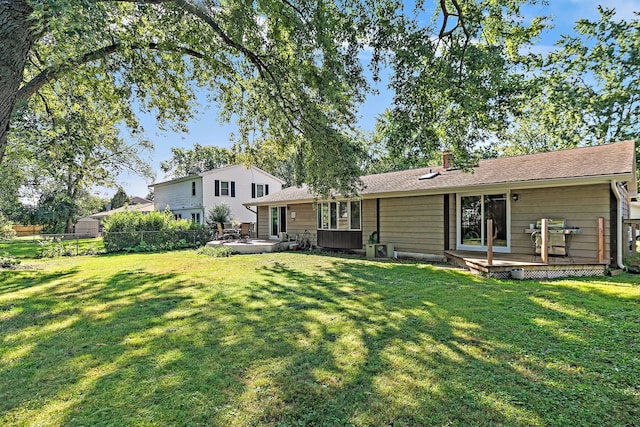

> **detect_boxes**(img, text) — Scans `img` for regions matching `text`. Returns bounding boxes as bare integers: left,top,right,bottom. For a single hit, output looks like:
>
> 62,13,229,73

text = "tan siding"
286,203,318,245
511,184,610,259
361,199,377,247
257,206,269,239
379,195,444,254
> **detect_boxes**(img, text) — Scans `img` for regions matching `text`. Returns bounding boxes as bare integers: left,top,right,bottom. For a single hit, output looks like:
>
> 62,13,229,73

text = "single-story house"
245,140,637,270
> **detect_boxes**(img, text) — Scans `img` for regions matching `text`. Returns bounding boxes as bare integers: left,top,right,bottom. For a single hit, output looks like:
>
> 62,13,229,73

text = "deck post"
487,219,493,266
632,223,638,261
541,218,549,264
598,217,606,263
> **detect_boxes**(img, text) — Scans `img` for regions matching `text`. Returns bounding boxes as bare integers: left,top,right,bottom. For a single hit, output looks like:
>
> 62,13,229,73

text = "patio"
206,238,290,254
445,250,608,279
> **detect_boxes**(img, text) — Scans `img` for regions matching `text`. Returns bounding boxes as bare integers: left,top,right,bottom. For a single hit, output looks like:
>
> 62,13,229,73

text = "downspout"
611,180,624,269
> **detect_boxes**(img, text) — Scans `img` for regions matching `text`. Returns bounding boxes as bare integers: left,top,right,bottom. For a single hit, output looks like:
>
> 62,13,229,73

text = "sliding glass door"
458,193,509,251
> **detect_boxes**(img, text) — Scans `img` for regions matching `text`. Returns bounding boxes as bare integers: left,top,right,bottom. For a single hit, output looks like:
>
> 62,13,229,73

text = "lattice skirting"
490,268,605,280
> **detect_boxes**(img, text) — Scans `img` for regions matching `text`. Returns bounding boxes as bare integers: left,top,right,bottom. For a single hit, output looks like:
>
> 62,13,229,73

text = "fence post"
487,218,493,266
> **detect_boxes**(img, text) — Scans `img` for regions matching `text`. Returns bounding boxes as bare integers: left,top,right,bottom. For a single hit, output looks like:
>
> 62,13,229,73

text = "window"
174,214,182,220
317,201,361,231
215,180,236,197
192,181,196,196
459,193,508,249
220,181,229,196
191,213,201,223
252,183,269,198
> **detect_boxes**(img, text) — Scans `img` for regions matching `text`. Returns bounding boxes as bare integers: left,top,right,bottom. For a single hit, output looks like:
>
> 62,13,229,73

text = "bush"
102,210,209,253
0,212,16,240
206,203,232,235
37,237,101,258
0,252,20,268
196,245,234,258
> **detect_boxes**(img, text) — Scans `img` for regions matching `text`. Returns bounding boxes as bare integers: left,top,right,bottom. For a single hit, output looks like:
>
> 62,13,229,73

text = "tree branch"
15,42,205,107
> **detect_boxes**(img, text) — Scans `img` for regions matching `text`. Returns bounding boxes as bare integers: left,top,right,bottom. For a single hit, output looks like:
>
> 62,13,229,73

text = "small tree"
0,212,16,240
206,203,232,236
110,187,130,210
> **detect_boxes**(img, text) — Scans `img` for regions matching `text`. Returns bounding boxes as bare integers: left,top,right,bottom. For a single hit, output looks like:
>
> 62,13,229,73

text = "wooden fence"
12,225,44,237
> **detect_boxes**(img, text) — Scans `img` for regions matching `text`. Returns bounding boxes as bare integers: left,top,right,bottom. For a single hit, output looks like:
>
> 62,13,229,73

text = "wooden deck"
445,250,608,279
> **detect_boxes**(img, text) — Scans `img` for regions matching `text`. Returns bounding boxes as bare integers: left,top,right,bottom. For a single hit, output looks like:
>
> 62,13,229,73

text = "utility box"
366,243,394,258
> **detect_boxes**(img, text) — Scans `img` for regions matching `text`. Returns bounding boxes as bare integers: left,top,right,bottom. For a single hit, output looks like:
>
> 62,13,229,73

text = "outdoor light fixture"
511,194,519,202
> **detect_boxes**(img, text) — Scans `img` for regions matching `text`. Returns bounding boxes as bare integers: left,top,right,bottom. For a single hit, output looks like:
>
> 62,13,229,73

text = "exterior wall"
202,166,283,224
361,198,377,247
286,203,318,245
378,195,445,255
154,177,204,222
74,218,100,237
257,206,269,239
510,184,611,260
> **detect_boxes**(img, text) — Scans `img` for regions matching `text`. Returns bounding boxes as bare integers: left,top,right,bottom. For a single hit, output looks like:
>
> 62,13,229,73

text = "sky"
114,0,640,199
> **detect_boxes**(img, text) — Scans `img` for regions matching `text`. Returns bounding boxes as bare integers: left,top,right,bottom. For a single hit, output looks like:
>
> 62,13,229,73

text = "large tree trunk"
0,0,36,164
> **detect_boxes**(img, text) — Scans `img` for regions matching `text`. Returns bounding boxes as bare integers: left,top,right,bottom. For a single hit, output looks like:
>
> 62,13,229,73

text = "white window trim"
220,181,230,196
256,184,265,198
456,192,512,253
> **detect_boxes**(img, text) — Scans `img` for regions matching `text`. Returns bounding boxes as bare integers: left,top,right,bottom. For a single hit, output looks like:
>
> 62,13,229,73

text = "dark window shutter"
231,181,236,197
251,183,256,198
214,180,220,197
265,184,269,195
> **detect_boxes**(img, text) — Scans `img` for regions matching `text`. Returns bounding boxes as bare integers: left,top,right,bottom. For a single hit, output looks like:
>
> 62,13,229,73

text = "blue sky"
115,0,639,198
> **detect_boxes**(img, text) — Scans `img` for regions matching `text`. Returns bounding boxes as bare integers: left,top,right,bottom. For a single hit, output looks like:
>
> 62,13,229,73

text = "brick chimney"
442,151,453,169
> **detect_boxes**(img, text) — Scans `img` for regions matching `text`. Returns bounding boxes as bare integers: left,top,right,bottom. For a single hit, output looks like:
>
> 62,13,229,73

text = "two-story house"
151,165,285,224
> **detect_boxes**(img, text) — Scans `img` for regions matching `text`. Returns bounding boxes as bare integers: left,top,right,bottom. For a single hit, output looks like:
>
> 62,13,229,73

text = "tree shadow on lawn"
223,259,639,425
1,255,638,425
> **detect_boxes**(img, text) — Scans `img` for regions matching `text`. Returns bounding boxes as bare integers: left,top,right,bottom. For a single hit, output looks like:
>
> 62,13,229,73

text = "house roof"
90,202,155,220
246,140,637,205
150,164,286,188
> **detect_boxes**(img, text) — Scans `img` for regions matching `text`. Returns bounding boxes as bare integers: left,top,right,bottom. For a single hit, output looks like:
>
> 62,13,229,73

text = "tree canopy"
501,7,640,154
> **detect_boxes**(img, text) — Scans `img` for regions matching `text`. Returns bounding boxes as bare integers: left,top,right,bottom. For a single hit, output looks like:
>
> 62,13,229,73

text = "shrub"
196,245,234,258
102,210,208,253
0,253,20,268
206,203,232,235
0,212,16,240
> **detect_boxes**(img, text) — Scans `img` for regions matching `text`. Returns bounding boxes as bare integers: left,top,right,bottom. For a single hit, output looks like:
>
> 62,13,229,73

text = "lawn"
1,251,639,426
0,237,104,259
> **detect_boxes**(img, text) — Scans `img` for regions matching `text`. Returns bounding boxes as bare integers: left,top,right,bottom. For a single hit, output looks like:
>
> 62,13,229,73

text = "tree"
2,0,385,196
379,0,547,168
10,74,152,233
110,188,130,210
160,144,234,179
502,7,640,154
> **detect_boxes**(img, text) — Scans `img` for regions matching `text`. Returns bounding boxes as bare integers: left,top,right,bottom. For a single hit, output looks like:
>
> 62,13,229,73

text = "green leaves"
503,6,640,154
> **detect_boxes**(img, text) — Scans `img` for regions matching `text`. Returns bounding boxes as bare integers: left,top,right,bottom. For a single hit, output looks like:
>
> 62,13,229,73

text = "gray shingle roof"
247,140,636,205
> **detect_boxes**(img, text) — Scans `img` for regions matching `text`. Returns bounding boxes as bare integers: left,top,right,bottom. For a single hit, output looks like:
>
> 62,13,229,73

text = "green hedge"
102,210,209,253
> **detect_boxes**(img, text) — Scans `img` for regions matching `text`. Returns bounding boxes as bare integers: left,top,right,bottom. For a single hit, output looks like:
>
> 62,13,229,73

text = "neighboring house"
246,140,637,268
151,165,285,224
75,196,155,236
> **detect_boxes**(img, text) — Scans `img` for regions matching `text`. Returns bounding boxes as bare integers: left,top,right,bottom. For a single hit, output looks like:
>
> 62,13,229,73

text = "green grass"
0,237,104,259
1,251,639,426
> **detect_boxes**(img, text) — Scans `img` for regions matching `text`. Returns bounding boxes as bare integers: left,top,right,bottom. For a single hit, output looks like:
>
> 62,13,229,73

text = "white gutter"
611,179,624,269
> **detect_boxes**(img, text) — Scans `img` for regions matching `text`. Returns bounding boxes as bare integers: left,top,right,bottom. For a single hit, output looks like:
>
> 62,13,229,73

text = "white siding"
201,165,283,223
154,177,204,222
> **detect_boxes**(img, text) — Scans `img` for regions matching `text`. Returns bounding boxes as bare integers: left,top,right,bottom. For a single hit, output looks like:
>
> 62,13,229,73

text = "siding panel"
511,184,610,259
379,195,444,254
